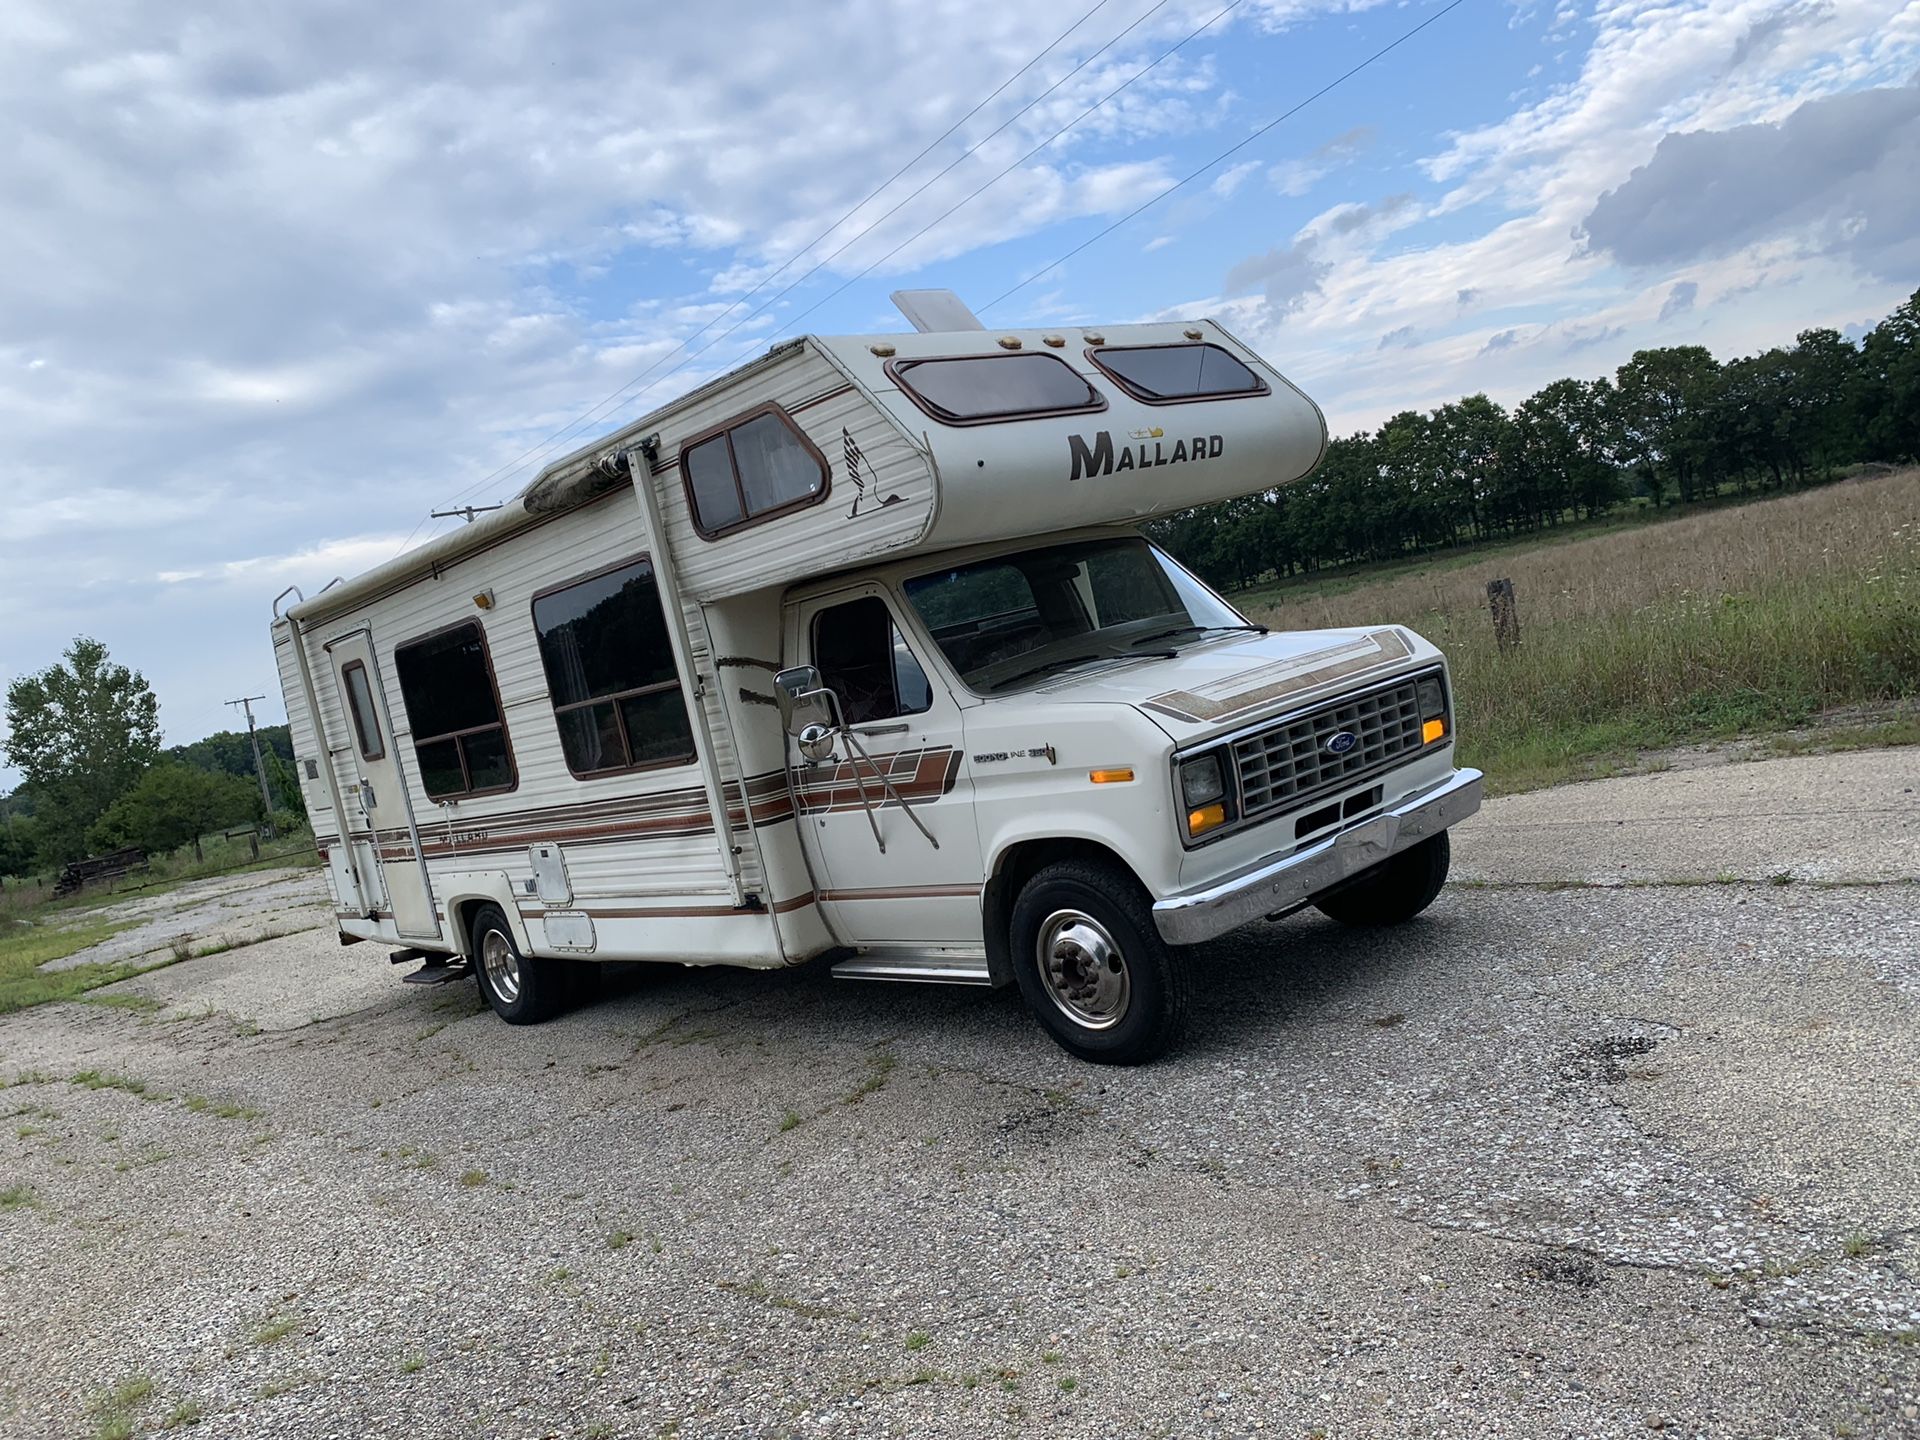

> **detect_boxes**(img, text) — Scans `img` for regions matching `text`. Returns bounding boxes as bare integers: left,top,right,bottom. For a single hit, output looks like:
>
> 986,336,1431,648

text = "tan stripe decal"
1143,629,1413,725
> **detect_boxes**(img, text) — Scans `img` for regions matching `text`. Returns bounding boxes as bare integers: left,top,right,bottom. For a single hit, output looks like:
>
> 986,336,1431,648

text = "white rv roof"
283,317,1327,625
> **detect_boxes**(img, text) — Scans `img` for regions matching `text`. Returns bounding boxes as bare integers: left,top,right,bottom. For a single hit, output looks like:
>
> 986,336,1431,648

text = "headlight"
1416,675,1446,719
1416,674,1449,744
1180,753,1226,808
1179,752,1232,839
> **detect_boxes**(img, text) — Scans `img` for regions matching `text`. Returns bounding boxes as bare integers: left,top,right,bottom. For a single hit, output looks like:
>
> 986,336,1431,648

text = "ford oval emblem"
1323,730,1359,756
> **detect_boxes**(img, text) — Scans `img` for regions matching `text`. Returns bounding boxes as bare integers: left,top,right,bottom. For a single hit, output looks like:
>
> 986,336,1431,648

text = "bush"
86,764,261,856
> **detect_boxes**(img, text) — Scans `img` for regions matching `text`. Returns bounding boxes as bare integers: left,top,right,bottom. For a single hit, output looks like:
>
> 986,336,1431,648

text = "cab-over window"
681,405,829,539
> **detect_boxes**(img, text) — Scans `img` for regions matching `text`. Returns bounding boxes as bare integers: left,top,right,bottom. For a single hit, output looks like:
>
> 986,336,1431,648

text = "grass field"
1238,467,1920,792
0,917,143,1016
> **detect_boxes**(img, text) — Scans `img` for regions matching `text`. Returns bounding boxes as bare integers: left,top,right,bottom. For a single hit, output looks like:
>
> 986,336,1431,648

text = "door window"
341,661,384,760
811,596,932,726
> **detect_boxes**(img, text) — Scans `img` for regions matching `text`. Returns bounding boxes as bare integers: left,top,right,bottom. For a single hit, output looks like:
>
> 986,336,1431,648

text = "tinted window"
889,353,1102,425
341,662,384,761
533,559,696,776
811,596,933,726
392,623,514,797
681,407,827,538
1088,343,1265,403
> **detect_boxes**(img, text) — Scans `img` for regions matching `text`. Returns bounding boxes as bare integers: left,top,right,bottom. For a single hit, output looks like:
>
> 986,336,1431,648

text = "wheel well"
982,838,1145,987
446,898,489,958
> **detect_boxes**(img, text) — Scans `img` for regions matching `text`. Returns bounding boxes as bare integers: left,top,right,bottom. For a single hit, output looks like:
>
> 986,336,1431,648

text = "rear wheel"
1313,832,1451,928
1009,860,1188,1065
470,904,568,1024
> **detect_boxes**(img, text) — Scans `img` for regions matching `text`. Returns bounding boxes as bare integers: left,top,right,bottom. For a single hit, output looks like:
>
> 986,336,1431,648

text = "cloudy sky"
2,0,1916,782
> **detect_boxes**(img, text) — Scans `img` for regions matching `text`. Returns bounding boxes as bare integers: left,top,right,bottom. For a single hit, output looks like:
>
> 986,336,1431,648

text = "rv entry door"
790,587,984,944
325,633,440,940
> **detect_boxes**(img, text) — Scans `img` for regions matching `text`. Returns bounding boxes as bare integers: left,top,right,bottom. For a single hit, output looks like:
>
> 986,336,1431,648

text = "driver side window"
811,596,932,726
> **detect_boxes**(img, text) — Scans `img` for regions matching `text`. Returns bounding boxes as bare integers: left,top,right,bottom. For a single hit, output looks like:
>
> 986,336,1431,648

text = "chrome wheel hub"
481,928,521,1005
1036,909,1130,1030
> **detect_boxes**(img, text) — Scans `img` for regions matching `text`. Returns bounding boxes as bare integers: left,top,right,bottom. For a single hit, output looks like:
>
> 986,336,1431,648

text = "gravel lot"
2,750,1917,1439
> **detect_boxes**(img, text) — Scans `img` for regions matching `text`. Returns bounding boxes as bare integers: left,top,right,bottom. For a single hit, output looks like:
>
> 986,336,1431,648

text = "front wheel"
1313,831,1451,928
470,904,568,1024
1009,860,1188,1065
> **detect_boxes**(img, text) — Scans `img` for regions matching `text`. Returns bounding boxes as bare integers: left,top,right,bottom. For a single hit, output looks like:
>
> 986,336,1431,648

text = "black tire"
469,904,568,1024
1313,831,1451,928
1009,860,1189,1066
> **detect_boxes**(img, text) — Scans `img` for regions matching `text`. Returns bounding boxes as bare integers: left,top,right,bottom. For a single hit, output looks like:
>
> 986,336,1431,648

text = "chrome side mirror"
796,722,837,763
773,664,836,738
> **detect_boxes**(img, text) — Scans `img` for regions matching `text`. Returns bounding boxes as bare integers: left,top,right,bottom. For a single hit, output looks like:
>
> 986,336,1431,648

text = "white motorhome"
270,294,1482,1064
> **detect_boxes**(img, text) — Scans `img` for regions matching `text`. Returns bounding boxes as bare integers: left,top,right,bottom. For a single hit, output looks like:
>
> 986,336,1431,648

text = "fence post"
250,832,261,861
1487,577,1521,653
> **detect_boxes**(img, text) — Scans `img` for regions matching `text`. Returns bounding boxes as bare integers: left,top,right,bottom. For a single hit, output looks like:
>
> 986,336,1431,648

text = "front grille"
1232,677,1429,820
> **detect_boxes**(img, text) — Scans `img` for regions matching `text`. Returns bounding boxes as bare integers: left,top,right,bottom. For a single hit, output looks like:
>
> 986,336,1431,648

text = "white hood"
1003,626,1437,746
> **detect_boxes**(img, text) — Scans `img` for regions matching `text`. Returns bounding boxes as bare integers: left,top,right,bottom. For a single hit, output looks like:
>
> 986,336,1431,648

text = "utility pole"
226,695,278,839
430,503,504,525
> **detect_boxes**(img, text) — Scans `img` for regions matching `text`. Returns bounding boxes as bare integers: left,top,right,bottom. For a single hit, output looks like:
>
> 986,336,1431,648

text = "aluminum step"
400,960,472,987
830,952,992,986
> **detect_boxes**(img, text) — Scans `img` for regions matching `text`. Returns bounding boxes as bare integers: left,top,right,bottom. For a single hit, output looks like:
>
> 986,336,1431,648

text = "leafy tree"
166,724,293,777
3,637,162,863
264,748,308,822
1611,346,1722,505
0,815,39,878
86,764,260,857
1859,289,1920,463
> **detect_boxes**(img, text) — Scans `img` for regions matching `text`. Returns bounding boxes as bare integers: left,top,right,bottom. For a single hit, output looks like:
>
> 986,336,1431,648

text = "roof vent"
890,289,987,333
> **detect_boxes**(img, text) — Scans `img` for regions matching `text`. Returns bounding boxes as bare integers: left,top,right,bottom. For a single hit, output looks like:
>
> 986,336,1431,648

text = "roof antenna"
890,289,986,333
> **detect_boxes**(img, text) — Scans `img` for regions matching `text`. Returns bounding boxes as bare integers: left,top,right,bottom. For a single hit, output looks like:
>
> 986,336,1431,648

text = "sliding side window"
681,404,829,539
392,623,515,797
533,558,697,777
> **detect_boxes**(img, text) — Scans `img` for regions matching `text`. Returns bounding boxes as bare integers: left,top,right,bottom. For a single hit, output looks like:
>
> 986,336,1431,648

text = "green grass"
159,1399,204,1429
1240,469,1920,793
0,918,145,1015
1,1183,36,1210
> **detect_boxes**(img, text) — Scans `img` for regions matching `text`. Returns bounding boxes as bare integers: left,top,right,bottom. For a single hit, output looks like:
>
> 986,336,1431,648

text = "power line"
496,0,1236,479
407,0,1132,544
981,0,1474,312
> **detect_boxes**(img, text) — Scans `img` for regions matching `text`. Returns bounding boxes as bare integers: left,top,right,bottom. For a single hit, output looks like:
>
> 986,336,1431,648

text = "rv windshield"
902,537,1254,695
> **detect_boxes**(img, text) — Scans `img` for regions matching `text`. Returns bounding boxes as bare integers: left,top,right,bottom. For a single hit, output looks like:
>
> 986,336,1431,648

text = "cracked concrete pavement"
1,748,1916,1438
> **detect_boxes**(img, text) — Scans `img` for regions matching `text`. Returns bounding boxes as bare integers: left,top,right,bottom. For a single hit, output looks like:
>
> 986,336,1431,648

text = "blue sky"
2,0,1916,787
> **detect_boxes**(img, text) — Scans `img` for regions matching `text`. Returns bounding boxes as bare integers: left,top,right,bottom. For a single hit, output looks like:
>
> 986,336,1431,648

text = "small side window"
812,596,933,727
1086,342,1267,404
680,405,829,539
341,662,384,761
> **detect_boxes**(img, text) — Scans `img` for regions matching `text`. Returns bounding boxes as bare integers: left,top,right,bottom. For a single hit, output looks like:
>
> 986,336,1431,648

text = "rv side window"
341,661,384,761
532,558,697,777
392,623,516,798
886,352,1104,426
1086,343,1267,404
680,406,829,540
810,596,932,726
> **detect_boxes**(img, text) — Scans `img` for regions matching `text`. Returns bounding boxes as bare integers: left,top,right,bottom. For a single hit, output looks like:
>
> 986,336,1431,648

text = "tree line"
1,638,305,876
1150,289,1920,591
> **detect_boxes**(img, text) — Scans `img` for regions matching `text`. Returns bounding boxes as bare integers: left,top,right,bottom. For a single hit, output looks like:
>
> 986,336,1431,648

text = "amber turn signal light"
1089,768,1135,784
1187,803,1227,836
1422,718,1447,744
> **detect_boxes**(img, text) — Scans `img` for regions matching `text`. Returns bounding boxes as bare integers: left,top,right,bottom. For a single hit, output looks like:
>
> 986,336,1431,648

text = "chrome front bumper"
1151,768,1484,946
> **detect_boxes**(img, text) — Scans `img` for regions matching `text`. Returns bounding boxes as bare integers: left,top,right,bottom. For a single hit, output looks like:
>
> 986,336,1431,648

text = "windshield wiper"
985,649,1171,692
1129,622,1268,648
